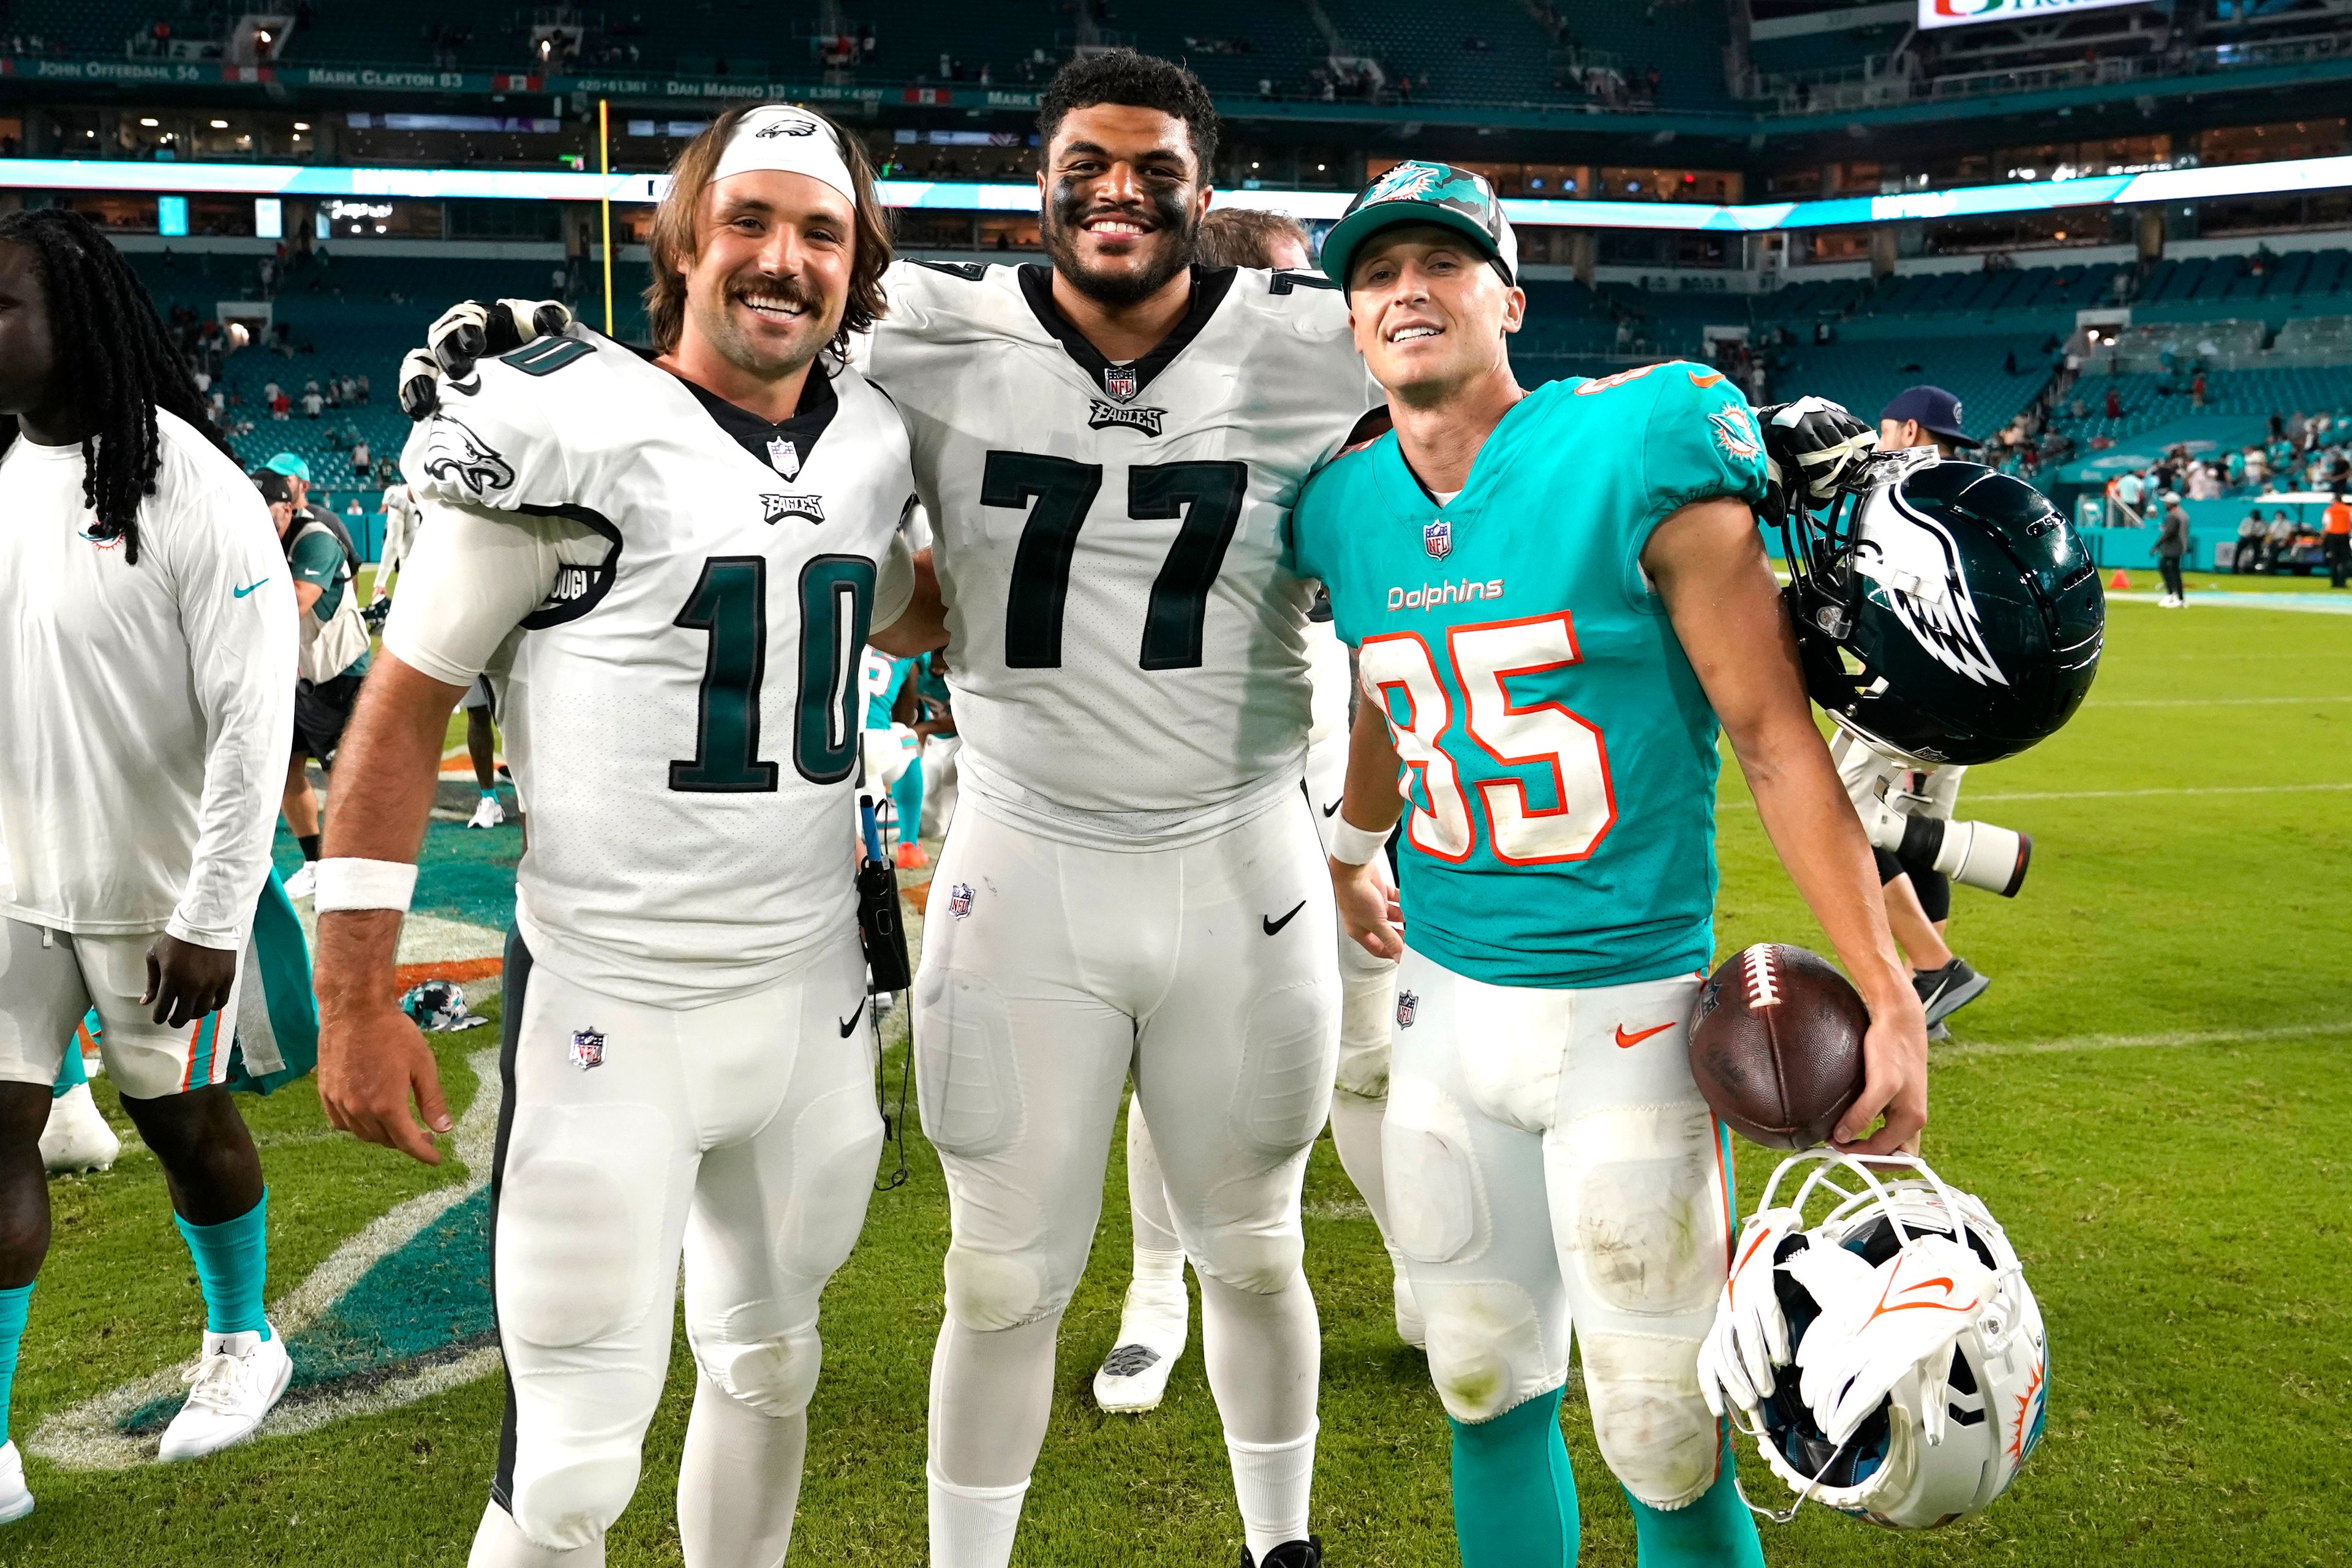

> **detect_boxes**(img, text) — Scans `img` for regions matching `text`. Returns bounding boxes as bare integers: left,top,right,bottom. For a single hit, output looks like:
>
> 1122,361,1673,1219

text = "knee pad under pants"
913,797,1337,1327
1382,946,1733,1512
493,935,875,1549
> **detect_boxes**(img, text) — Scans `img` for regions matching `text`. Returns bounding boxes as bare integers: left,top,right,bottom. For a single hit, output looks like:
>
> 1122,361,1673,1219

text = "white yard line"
2091,693,2352,707
1937,1020,2352,1060
1966,781,2352,802
2110,590,2352,614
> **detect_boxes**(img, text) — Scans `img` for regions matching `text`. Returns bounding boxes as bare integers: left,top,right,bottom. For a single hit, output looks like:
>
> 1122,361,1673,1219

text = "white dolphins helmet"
1697,1150,2048,1530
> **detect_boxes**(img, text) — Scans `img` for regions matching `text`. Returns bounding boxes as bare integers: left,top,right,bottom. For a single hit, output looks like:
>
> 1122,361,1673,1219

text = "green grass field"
7,593,2350,1566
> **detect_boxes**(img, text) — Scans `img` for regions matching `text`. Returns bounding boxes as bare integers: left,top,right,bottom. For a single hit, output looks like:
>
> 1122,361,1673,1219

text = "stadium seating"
1332,0,1560,105
1770,332,2060,442
2052,364,2352,447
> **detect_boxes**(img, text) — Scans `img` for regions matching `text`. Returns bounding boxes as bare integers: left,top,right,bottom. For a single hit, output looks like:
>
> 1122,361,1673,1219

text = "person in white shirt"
315,107,931,1568
364,480,510,828
0,211,303,1519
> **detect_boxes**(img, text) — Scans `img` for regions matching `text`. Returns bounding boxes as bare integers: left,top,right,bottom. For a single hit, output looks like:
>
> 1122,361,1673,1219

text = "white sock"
467,1502,605,1568
677,1376,805,1568
1125,1101,1184,1255
1325,1088,1395,1246
926,1469,1029,1568
1225,1425,1317,1559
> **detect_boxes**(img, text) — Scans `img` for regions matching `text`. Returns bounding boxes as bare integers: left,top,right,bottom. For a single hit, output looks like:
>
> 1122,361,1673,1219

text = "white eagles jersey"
862,262,1375,845
396,329,916,1005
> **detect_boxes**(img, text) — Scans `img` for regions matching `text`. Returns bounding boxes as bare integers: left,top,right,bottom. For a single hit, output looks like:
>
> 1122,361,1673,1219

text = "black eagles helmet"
1781,450,2105,767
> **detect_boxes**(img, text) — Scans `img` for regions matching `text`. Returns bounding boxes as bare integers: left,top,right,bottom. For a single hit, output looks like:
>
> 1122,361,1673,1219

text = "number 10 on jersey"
1359,612,1617,864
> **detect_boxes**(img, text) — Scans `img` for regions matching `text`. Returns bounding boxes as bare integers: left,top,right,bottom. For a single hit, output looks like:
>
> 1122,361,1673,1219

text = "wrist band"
313,858,418,913
1327,815,1394,866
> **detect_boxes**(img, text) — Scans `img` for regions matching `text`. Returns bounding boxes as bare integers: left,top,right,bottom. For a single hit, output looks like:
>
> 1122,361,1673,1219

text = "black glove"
398,298,575,420
1757,396,1877,522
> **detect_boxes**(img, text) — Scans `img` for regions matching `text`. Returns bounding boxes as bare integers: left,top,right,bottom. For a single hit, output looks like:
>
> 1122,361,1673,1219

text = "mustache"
727,273,821,313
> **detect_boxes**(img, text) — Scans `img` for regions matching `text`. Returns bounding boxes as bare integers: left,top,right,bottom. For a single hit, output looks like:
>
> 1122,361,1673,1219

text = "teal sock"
1625,1431,1765,1568
891,759,924,848
0,1283,31,1446
173,1190,271,1340
50,1017,90,1098
1450,1387,1579,1567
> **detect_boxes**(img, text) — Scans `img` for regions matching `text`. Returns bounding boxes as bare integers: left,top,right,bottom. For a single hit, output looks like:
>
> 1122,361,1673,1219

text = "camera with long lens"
1863,799,2031,899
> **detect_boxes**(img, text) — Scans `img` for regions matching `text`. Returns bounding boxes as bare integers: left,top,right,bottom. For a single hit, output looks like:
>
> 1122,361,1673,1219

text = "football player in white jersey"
1093,206,1417,1422
313,106,932,1568
0,211,302,1514
859,54,1381,1568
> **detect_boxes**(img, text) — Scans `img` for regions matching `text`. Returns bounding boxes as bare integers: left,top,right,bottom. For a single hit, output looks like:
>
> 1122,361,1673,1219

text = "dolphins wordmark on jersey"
396,328,921,1005
859,262,1380,830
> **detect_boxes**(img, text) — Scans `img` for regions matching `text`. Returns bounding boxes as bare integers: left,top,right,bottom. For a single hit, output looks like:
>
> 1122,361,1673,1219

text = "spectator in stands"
2326,492,2351,590
2189,462,2221,500
2191,369,2207,410
2236,508,2267,573
350,437,369,477
2104,384,2123,420
2111,467,2146,524
299,382,322,419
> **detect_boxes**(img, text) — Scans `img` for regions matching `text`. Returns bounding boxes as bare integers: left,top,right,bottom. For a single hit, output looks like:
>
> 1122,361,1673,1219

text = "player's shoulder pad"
829,361,916,461
1226,265,1352,335
402,326,635,510
876,258,1030,339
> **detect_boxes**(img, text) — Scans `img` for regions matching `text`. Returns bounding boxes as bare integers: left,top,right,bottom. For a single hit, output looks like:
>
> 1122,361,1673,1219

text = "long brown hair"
643,104,892,366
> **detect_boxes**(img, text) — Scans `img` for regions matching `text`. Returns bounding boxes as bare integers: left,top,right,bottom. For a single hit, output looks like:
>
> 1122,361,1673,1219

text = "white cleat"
157,1326,292,1461
40,1083,119,1175
1092,1278,1190,1414
0,1440,31,1524
466,794,506,829
282,864,316,901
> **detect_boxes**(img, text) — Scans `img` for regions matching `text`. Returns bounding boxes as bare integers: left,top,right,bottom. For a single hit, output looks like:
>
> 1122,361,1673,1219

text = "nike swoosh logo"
1262,900,1308,937
1321,797,1341,818
233,580,268,598
1687,370,1725,388
1615,1022,1675,1049
838,998,865,1037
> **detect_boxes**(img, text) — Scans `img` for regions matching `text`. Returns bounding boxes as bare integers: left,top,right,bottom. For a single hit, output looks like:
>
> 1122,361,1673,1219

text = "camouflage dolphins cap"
1321,161,1519,296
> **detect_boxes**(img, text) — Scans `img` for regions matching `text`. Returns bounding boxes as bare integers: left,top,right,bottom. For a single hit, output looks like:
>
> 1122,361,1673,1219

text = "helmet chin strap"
1736,1423,1868,1526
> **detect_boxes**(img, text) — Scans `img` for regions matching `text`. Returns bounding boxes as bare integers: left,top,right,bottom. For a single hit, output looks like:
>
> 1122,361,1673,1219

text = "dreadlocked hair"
0,208,233,566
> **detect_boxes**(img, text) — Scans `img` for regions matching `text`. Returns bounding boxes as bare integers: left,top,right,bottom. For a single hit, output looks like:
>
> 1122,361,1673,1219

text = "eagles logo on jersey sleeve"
399,334,608,512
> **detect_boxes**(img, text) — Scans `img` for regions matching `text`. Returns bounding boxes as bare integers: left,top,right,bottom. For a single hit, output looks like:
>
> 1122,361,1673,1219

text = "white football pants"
1128,736,1401,1255
0,918,249,1100
477,930,881,1561
915,792,1336,1553
1384,947,1736,1511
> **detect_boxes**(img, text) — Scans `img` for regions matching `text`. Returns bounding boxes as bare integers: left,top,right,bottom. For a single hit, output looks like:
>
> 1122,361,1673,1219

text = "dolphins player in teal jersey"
1287,164,1929,1568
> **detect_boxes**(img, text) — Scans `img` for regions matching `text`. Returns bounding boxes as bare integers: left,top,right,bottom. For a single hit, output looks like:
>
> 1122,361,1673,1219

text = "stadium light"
4,149,2351,234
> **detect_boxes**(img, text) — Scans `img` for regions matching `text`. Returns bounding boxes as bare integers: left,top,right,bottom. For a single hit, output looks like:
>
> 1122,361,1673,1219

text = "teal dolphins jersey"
1288,361,1768,989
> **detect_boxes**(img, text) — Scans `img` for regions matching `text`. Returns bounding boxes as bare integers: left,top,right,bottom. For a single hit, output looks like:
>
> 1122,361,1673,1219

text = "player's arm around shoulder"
399,326,613,515
1638,392,1929,1155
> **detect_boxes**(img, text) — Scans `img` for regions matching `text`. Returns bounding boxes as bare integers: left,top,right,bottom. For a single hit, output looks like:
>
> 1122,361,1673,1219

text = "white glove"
1795,1235,1995,1448
1697,1205,1806,1423
399,299,576,419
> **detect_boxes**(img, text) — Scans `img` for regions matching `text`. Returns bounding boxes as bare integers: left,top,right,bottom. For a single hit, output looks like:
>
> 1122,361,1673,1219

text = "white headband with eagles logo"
710,105,859,205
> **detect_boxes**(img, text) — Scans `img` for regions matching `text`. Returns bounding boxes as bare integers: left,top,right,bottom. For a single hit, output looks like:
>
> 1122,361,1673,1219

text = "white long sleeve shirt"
0,412,298,948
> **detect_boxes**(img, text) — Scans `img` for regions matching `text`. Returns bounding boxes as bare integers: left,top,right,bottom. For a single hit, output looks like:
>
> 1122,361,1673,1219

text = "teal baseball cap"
1321,161,1519,296
263,452,312,482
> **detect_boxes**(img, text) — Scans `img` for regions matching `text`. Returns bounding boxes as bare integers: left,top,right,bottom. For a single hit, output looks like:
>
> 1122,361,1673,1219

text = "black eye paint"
1042,174,1200,311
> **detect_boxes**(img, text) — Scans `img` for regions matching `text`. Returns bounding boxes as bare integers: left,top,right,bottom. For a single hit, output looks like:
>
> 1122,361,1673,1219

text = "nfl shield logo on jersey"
1102,366,1139,404
948,883,975,919
1395,990,1419,1028
1423,518,1452,560
767,437,802,479
568,1027,606,1070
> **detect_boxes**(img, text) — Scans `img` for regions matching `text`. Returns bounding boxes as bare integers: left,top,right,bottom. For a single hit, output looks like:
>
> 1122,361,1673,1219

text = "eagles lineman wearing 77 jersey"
856,55,1378,1568
316,107,923,1566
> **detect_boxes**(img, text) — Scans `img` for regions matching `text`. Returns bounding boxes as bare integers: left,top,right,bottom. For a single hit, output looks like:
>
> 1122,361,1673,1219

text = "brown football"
1688,943,1869,1150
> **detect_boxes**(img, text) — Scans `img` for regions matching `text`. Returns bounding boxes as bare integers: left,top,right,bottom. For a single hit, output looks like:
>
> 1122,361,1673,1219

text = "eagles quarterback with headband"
315,105,927,1567
1290,165,1930,1567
